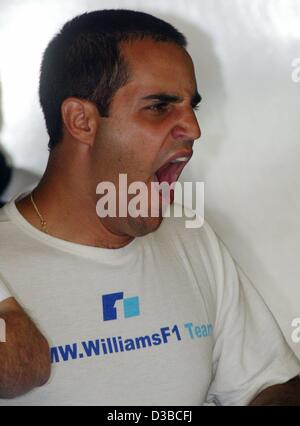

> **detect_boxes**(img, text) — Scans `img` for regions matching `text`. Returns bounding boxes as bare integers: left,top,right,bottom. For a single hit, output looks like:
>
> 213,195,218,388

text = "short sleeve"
206,236,300,406
0,277,11,303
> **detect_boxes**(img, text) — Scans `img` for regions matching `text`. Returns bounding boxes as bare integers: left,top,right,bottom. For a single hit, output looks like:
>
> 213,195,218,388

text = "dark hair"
0,151,12,197
39,9,187,149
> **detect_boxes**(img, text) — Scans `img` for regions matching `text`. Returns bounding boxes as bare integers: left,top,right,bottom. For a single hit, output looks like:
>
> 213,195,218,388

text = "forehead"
120,38,197,97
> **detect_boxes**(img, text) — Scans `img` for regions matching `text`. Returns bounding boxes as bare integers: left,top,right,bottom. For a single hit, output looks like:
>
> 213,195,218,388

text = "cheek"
102,115,170,175
128,119,170,159
112,129,157,166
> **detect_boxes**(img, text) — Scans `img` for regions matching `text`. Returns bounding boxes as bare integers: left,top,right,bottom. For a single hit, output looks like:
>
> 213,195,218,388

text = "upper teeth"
170,157,189,163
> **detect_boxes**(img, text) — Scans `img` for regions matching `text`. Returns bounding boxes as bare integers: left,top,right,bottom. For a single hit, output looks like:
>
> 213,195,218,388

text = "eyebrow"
141,91,202,107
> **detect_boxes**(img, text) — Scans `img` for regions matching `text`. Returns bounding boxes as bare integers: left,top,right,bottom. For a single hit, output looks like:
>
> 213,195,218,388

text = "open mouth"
154,155,192,186
152,154,193,204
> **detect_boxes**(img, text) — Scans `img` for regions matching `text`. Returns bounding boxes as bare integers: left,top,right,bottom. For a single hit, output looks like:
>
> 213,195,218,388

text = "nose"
171,108,201,141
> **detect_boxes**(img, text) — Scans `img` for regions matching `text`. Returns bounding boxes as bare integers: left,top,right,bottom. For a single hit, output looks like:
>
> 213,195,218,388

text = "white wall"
1,0,300,358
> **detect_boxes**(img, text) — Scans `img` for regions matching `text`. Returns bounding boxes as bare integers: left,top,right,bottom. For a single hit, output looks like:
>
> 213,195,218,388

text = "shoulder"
0,200,31,254
154,204,246,299
156,203,222,260
0,204,11,223
152,204,227,289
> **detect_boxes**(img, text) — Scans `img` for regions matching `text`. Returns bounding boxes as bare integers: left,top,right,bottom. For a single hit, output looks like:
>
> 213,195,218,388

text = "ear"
61,98,99,146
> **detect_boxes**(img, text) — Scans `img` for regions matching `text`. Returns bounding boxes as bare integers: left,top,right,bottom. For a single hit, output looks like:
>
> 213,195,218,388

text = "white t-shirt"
0,199,299,406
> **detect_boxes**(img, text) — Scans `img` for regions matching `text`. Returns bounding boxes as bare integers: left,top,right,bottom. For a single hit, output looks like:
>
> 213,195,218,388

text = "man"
0,10,299,405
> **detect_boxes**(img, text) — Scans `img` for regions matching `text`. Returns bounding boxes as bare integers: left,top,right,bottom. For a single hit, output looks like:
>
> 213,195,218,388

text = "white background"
0,0,300,358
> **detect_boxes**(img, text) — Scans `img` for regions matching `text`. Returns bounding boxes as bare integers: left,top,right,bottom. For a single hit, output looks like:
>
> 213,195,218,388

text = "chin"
128,215,163,237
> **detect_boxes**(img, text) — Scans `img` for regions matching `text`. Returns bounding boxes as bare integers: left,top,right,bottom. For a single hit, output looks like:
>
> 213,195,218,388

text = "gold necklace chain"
30,192,48,233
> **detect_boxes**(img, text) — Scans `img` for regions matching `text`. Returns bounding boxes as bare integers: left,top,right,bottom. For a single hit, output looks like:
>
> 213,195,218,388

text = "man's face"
92,38,201,237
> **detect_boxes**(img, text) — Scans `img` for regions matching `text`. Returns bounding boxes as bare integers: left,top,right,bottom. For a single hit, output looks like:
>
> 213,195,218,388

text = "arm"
0,297,51,399
249,376,300,406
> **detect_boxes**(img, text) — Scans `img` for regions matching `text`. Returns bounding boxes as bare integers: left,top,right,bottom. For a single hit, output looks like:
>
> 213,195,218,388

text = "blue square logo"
124,296,140,318
102,292,140,321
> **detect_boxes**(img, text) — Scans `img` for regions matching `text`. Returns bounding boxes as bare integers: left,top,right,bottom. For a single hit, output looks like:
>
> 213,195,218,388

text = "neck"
16,153,134,249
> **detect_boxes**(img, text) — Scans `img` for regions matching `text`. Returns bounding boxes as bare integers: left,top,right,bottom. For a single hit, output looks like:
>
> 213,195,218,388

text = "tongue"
156,162,183,185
